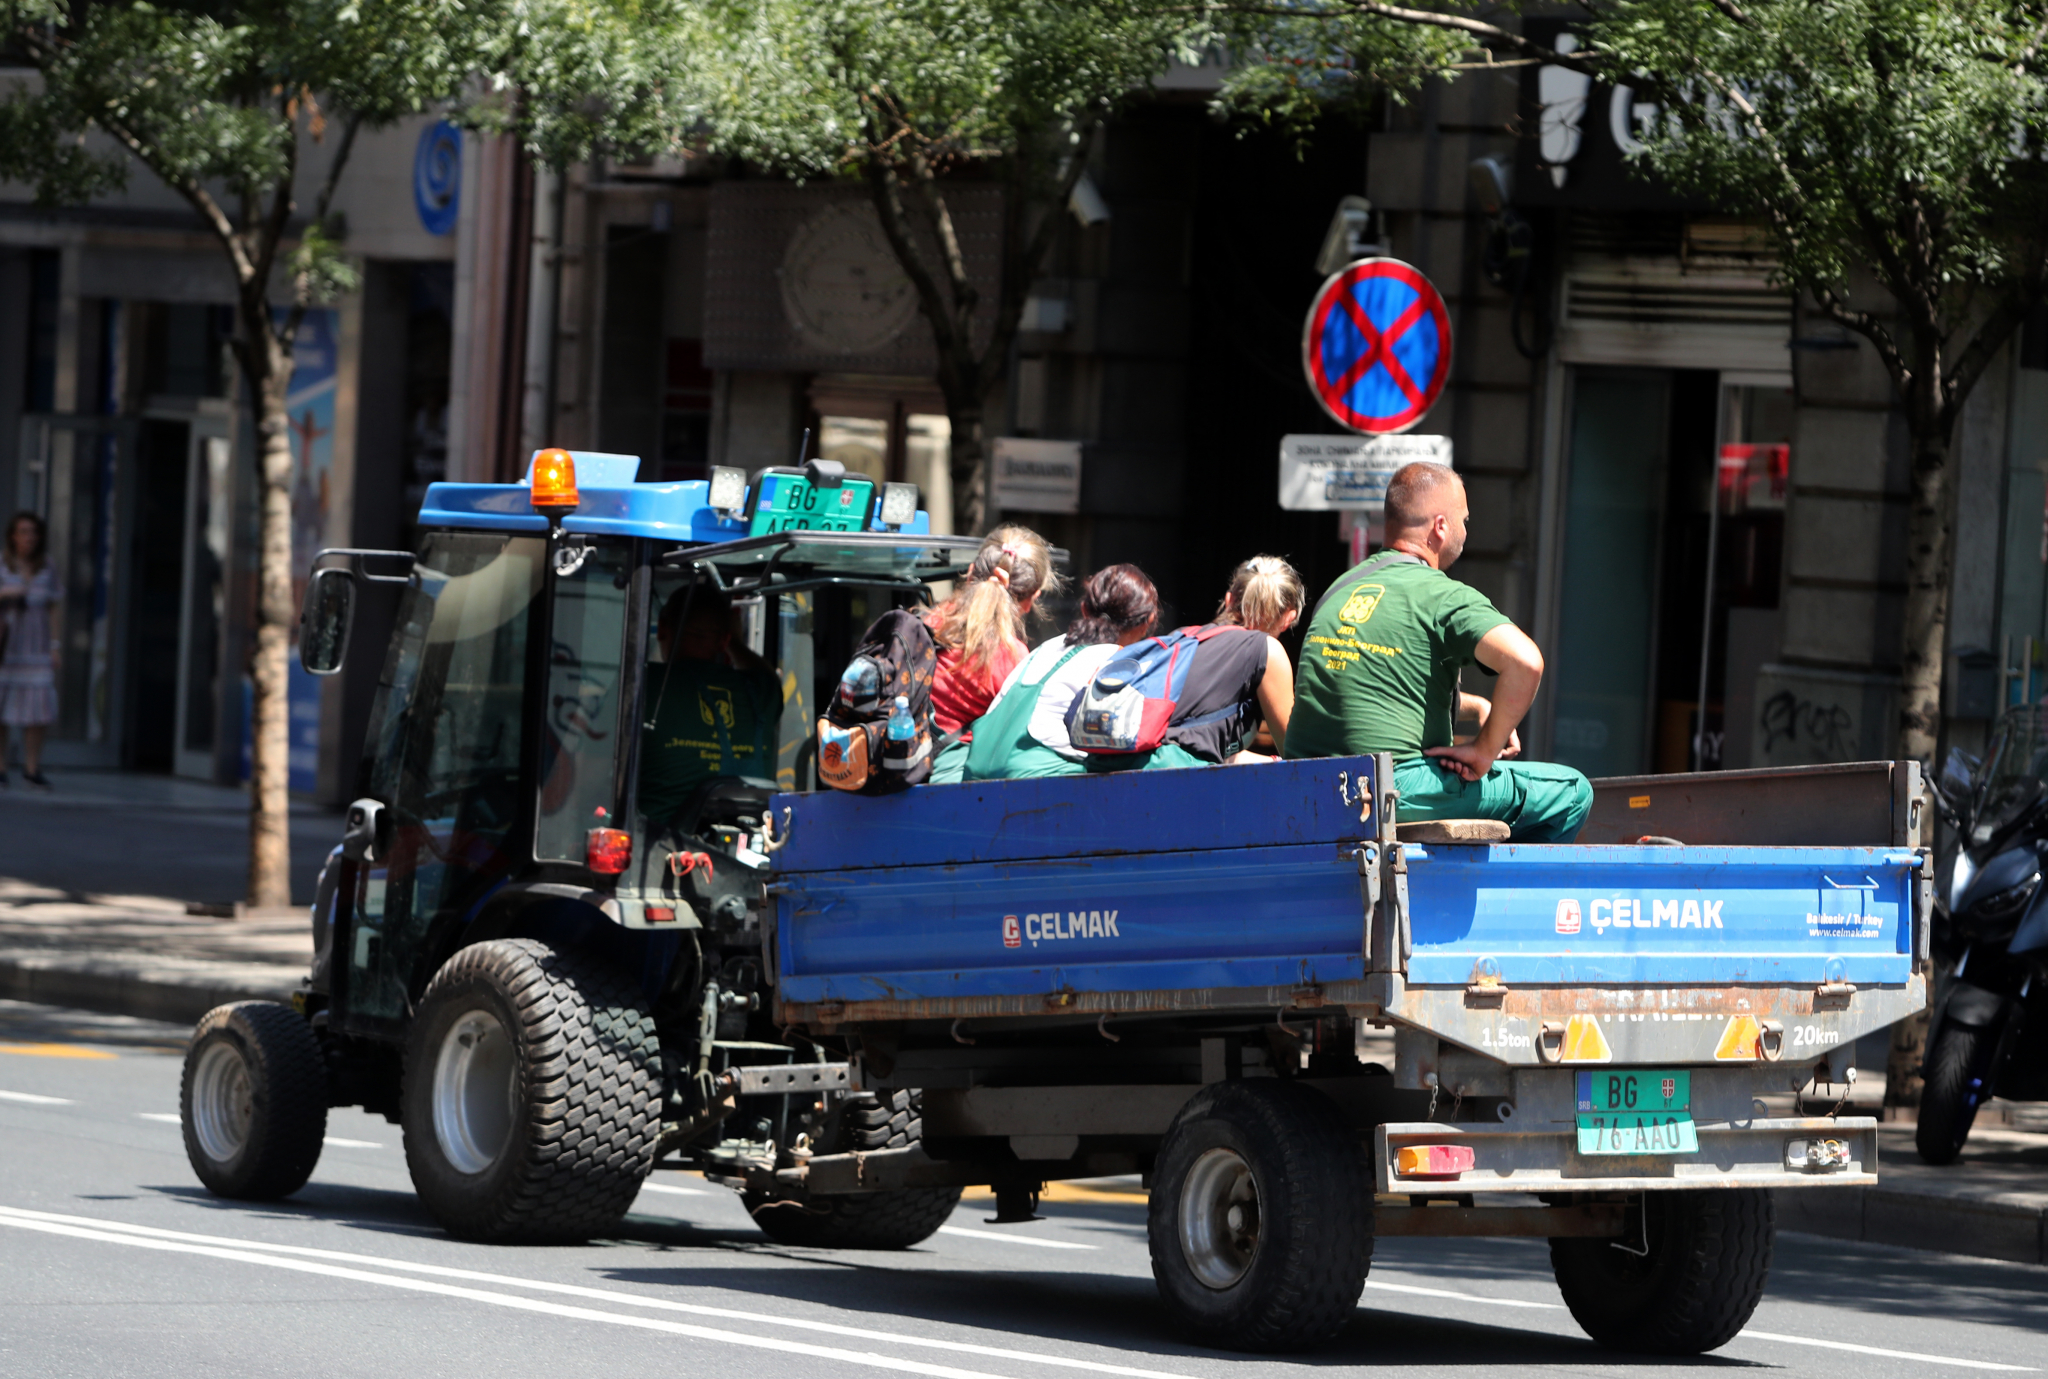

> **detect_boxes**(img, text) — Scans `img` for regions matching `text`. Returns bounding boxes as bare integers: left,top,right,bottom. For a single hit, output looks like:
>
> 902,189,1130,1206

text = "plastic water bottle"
887,695,916,742
839,657,881,705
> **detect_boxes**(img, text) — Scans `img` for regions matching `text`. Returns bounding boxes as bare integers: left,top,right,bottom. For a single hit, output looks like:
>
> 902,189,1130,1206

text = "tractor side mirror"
300,567,356,676
341,797,389,864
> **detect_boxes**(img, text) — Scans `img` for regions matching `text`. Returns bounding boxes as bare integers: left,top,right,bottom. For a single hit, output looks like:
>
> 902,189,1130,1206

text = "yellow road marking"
963,1181,1146,1205
0,1043,117,1060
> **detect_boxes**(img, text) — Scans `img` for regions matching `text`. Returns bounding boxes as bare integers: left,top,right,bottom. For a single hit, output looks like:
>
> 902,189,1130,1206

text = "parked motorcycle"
1919,711,2048,1163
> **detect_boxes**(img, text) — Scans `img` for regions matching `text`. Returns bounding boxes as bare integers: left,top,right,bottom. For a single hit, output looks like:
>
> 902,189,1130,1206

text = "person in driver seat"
639,583,783,824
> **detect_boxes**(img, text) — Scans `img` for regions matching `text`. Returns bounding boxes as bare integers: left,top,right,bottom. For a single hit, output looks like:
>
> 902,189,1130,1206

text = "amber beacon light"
530,447,580,516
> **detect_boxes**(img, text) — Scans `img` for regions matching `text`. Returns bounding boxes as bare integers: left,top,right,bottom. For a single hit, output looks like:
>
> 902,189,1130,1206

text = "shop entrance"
1548,368,1789,777
128,414,232,778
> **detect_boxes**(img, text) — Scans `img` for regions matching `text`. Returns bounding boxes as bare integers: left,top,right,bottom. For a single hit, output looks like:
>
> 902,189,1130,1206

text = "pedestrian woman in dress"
0,512,62,789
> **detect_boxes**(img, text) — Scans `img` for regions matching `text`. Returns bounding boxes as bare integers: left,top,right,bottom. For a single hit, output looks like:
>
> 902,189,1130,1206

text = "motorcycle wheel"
1915,1023,1995,1165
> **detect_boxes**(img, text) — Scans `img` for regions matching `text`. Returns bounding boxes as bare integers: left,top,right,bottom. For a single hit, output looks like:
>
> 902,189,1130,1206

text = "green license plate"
749,472,876,535
1575,1069,1697,1156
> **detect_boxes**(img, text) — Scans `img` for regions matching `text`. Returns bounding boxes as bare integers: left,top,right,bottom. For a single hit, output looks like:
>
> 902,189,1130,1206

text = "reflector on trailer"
1716,1014,1764,1061
1560,1013,1612,1063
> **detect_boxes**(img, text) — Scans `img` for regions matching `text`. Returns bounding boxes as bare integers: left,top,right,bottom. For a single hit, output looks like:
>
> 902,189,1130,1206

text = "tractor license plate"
749,472,876,535
1575,1069,1698,1156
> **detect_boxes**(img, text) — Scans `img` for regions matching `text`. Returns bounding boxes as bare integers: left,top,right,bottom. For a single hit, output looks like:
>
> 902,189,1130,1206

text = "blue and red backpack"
1063,625,1238,754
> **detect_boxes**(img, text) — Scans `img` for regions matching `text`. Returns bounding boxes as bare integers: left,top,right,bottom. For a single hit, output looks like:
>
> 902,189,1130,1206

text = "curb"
1775,1184,2048,1266
0,951,299,1027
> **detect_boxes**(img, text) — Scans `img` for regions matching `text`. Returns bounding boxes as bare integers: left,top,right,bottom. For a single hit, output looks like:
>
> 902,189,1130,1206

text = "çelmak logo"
1555,897,1726,933
1002,910,1121,948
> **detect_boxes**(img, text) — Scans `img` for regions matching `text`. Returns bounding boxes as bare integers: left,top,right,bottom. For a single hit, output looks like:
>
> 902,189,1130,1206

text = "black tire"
1148,1080,1370,1353
1916,1023,1995,1165
747,1089,962,1249
1551,1189,1773,1354
401,939,660,1242
180,1001,328,1200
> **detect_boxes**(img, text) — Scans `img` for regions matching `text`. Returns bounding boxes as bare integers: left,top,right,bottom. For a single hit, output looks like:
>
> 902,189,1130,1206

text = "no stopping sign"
1301,258,1452,435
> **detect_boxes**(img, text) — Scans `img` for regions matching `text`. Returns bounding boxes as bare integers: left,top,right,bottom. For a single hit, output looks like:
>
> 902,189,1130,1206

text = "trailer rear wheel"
1147,1080,1369,1352
1551,1189,1773,1354
747,1090,962,1249
402,939,660,1242
180,1001,329,1200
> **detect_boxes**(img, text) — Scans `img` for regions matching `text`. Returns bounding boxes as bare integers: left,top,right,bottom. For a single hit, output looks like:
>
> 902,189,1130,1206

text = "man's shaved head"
1383,462,1469,568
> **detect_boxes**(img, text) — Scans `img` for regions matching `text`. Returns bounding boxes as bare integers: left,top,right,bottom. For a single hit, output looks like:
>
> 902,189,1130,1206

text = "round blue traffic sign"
414,120,462,237
1301,258,1452,434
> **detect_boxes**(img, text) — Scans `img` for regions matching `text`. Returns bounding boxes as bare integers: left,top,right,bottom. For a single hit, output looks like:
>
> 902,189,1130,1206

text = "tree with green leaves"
0,0,670,905
675,0,1200,534
1208,0,2048,1104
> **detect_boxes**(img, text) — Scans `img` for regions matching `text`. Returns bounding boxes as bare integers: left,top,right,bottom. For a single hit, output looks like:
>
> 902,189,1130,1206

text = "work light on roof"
707,465,748,515
878,482,920,530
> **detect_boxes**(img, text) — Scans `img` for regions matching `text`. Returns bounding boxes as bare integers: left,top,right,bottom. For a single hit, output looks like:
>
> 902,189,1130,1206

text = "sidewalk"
0,768,340,905
0,767,334,1021
1,784,2044,1267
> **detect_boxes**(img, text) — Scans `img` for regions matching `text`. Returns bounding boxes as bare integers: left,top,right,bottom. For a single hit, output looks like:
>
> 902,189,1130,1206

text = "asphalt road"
3,998,2046,1379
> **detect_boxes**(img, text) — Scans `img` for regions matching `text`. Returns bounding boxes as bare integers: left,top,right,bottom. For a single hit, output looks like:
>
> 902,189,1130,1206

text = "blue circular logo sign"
414,120,461,237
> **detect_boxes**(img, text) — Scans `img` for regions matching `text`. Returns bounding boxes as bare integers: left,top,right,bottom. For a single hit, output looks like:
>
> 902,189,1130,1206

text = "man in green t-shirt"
638,584,783,826
1285,463,1591,842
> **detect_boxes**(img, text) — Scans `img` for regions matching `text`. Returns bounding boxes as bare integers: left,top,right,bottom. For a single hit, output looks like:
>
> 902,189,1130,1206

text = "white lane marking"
1738,1330,2039,1373
136,1113,181,1123
0,1090,73,1105
0,1207,1195,1379
936,1225,1095,1251
323,1137,382,1149
1362,1274,2038,1371
1365,1279,1562,1310
0,1213,1016,1379
637,1182,706,1196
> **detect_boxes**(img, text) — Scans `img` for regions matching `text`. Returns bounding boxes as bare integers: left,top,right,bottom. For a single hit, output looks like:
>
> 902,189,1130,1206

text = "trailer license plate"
1575,1070,1698,1156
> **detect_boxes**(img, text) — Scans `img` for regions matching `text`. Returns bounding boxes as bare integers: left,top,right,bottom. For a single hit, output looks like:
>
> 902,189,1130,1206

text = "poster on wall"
242,309,338,793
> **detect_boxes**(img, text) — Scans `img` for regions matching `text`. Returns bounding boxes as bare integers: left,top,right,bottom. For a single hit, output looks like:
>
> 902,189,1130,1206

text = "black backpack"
817,609,939,794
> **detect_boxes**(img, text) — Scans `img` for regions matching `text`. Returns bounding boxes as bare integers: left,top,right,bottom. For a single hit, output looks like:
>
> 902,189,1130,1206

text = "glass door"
174,425,233,779
1550,370,1672,778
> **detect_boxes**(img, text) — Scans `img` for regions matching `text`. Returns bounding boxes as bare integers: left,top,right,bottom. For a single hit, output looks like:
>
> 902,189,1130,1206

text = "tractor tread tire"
748,1090,961,1249
1148,1079,1371,1353
1551,1189,1773,1354
402,939,660,1243
181,1001,329,1200
1916,1023,1993,1165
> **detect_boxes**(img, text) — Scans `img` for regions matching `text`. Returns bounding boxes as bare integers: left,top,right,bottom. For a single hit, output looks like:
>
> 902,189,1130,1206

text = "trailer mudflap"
1375,1115,1878,1193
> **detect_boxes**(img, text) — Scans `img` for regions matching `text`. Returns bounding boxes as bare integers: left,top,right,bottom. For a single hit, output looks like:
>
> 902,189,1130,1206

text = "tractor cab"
187,449,1018,1244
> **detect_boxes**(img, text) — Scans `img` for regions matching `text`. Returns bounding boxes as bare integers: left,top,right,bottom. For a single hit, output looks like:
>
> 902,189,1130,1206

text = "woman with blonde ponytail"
1214,554,1306,637
924,525,1060,738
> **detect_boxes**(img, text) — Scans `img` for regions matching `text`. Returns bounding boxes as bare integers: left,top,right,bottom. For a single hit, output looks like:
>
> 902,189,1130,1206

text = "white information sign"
991,437,1083,514
1277,433,1452,511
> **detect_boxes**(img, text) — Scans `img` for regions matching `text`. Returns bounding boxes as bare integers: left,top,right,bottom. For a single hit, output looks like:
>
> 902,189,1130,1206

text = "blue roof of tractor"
415,450,932,543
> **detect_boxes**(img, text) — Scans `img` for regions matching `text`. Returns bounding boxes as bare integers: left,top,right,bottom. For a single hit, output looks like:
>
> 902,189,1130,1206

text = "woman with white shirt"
963,565,1171,780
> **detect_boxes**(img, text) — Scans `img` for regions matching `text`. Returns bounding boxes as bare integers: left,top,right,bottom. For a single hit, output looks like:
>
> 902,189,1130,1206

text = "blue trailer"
184,452,1928,1360
763,752,1926,1352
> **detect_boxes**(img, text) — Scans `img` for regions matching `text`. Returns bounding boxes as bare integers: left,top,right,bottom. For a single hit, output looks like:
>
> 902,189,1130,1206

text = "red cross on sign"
1301,258,1452,435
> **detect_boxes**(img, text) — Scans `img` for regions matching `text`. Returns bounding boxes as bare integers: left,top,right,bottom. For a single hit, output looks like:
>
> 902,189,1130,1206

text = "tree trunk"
244,318,297,909
1883,418,1954,1110
948,402,989,537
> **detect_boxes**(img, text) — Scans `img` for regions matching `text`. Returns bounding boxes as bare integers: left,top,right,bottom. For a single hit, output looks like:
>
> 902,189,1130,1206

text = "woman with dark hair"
962,564,1190,780
0,511,62,789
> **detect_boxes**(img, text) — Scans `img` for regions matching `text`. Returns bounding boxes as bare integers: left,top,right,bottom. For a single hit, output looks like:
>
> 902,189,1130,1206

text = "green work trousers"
1392,755,1592,844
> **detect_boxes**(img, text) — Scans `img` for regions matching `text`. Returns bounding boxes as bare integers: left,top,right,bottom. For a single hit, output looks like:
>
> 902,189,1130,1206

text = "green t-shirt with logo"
638,659,784,823
1283,554,1512,761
